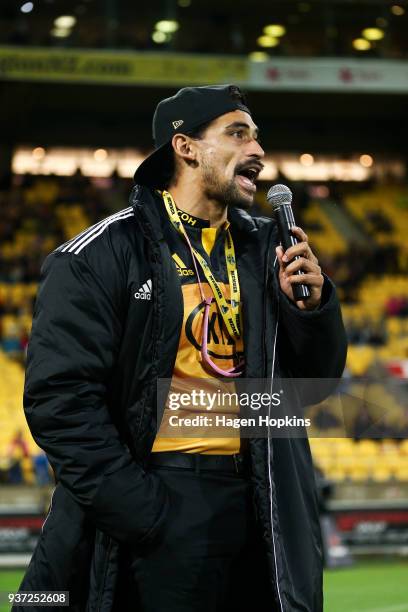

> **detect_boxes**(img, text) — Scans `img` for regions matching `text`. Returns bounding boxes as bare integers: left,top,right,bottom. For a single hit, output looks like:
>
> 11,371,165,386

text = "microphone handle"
276,203,310,301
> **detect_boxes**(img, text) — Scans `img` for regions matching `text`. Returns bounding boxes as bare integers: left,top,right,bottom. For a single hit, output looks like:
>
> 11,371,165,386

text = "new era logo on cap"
172,119,184,129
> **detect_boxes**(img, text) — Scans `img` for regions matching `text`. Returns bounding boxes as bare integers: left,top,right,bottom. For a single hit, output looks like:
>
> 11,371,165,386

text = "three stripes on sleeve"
56,207,135,255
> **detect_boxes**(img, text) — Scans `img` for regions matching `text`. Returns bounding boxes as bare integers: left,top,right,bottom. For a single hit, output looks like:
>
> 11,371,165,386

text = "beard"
200,158,253,210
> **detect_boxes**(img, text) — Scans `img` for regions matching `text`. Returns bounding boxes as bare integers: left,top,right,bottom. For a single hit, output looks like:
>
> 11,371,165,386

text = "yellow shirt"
152,219,244,454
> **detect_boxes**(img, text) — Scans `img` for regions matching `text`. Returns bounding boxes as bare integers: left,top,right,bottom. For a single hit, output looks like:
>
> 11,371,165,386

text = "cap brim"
133,143,172,188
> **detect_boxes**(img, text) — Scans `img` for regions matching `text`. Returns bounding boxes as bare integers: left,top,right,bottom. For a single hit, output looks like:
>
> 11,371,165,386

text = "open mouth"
235,165,262,193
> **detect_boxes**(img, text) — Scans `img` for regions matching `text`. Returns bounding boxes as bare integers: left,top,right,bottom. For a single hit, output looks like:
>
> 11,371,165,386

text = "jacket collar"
228,206,260,234
129,184,165,241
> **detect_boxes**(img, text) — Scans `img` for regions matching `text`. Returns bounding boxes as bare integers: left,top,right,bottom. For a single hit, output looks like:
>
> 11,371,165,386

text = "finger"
291,226,308,243
282,241,311,262
275,246,285,269
275,245,284,261
285,257,321,276
287,272,324,286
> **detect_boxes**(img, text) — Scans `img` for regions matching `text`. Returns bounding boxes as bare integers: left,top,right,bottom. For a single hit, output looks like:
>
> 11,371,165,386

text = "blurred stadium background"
0,0,408,610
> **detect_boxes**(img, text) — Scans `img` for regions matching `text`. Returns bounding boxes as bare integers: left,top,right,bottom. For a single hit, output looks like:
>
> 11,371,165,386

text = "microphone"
267,183,310,302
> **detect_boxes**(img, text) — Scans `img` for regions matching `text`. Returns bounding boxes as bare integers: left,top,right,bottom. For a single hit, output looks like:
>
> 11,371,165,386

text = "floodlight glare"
54,15,77,29
248,51,269,62
155,20,179,33
263,24,286,37
257,35,280,48
362,27,384,41
353,38,371,50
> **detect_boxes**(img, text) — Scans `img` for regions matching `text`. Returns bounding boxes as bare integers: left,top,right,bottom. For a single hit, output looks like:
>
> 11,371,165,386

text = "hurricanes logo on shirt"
172,253,194,277
185,296,243,360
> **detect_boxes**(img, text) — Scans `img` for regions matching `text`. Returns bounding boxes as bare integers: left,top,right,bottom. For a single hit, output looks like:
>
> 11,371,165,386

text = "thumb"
275,245,284,266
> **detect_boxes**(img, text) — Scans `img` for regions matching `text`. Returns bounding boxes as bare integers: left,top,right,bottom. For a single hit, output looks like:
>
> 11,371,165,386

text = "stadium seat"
394,465,408,481
348,465,370,481
356,440,379,456
371,466,393,482
326,465,347,481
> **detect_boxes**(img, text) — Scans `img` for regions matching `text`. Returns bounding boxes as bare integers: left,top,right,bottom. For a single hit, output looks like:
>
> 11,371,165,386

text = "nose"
248,138,265,159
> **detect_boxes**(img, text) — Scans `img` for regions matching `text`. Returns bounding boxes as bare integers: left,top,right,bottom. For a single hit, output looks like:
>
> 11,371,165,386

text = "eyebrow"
225,122,260,138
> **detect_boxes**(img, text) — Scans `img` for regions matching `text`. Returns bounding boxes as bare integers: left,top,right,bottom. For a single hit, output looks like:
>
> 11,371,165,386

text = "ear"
171,134,197,163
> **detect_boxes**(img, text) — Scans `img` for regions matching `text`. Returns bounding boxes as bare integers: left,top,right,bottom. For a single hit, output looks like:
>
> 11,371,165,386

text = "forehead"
207,110,258,133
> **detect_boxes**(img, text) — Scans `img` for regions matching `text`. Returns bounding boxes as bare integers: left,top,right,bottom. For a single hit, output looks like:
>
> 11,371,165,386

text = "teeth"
237,167,260,183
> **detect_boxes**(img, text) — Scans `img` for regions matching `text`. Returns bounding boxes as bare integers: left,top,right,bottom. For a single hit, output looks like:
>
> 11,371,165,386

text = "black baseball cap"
134,84,251,187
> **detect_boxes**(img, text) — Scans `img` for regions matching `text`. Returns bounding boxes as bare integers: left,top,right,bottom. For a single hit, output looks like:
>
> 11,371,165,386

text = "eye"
231,130,244,139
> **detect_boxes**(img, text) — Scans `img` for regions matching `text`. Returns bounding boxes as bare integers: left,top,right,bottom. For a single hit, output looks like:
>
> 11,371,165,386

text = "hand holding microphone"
267,184,324,311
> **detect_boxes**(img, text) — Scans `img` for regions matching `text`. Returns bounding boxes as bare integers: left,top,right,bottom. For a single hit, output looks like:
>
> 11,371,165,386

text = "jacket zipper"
264,237,284,612
132,206,183,453
96,538,113,612
41,485,56,532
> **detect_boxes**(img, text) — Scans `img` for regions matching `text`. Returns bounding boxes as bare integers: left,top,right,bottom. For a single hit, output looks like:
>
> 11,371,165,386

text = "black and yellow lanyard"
162,190,242,341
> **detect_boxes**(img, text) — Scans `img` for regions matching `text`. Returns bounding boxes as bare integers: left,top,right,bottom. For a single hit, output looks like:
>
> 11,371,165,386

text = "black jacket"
15,185,347,612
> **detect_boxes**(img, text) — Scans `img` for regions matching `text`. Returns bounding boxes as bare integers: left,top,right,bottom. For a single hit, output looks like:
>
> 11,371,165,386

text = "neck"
168,181,227,229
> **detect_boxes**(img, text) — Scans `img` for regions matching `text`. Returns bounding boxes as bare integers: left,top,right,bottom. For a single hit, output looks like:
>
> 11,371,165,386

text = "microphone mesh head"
267,184,293,209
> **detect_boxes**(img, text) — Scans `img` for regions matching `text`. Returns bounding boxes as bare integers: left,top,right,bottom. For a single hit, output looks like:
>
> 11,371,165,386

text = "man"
16,85,347,612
